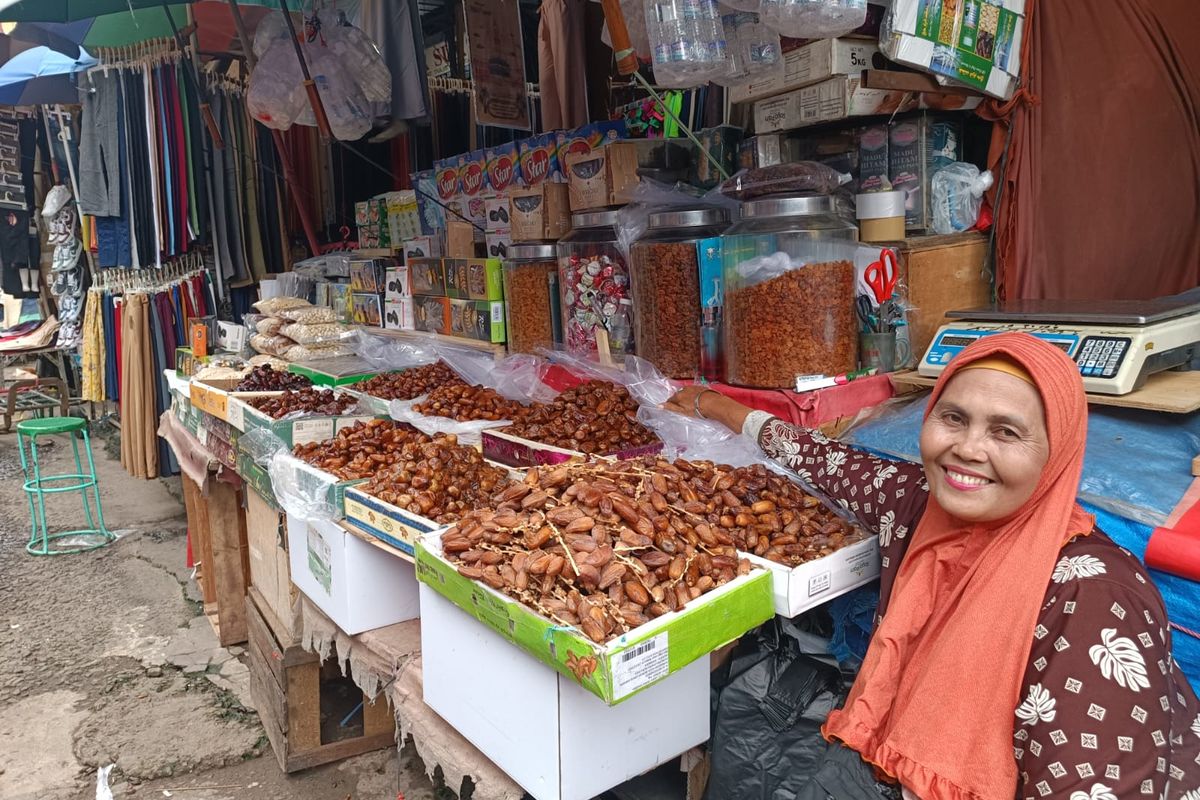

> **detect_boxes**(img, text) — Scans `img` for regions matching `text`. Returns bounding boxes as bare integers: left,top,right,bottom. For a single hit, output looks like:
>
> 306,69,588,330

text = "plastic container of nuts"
503,243,562,355
722,195,859,388
557,211,635,361
629,208,729,379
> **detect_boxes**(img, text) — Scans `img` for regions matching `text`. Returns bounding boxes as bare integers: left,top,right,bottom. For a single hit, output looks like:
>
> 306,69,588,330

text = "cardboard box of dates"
417,530,771,705
234,388,382,447
188,378,283,424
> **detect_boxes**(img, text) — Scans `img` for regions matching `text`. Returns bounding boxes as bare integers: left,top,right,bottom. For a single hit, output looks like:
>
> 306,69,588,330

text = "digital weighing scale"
918,299,1200,395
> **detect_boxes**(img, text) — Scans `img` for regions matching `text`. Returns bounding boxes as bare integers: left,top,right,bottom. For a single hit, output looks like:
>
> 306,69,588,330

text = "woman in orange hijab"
666,333,1200,799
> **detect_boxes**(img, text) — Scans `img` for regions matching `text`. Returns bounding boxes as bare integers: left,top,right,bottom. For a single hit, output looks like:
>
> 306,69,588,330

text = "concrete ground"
0,422,442,800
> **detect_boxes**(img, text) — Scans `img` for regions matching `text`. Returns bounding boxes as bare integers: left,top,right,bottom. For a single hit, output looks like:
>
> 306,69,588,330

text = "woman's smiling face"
919,367,1051,523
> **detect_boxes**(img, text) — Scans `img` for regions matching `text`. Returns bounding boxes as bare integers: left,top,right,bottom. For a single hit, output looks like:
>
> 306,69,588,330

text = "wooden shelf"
890,369,1200,414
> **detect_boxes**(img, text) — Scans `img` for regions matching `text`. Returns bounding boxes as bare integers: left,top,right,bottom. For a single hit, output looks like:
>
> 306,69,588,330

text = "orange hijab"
823,333,1095,799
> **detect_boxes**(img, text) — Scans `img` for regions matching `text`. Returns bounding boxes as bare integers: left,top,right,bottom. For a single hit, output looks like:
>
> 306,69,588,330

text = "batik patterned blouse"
744,411,1200,799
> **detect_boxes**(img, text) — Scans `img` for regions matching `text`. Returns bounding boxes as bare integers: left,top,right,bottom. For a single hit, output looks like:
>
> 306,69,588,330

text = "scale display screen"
923,328,1081,370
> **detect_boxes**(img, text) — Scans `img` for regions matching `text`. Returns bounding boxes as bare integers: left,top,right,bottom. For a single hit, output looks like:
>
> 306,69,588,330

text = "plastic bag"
269,451,341,522
719,162,852,202
542,351,678,407
280,321,349,345
706,617,899,800
715,11,785,89
247,33,309,129
353,329,438,372
279,305,338,324
256,317,285,336
95,764,115,800
487,354,560,405
292,252,351,280
758,0,868,40
240,427,289,469
930,163,994,234
613,179,739,263
284,342,354,361
637,406,766,465
387,397,513,447
250,333,297,357
253,296,311,315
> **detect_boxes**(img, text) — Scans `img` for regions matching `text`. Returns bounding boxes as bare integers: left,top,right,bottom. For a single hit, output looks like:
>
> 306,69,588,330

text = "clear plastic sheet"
291,252,351,280
542,351,679,407
842,395,1200,527
387,397,513,447
353,329,438,372
269,451,340,522
239,427,288,469
613,181,739,262
637,406,765,466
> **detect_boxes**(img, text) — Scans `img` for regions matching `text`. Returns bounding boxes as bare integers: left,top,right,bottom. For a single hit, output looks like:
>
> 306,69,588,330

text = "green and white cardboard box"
883,0,1025,100
233,394,382,446
416,530,774,705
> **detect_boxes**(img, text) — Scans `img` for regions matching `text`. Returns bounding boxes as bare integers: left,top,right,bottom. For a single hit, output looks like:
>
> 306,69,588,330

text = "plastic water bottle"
931,163,994,234
645,0,732,88
715,10,784,88
759,0,867,39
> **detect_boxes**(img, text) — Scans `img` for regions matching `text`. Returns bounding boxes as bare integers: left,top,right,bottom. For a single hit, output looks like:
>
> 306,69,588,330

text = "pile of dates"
442,457,862,643
291,420,428,481
355,362,465,401
234,364,312,392
246,388,358,419
357,434,512,523
506,380,658,455
414,383,528,423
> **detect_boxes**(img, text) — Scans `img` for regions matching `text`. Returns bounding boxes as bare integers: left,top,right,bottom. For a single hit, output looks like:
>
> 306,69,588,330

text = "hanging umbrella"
0,43,95,104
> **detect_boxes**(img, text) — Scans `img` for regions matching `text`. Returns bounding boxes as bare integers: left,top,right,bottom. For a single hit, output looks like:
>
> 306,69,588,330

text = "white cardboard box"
730,38,879,105
286,513,420,635
744,535,880,618
420,584,709,800
385,300,414,331
384,265,411,302
754,76,919,133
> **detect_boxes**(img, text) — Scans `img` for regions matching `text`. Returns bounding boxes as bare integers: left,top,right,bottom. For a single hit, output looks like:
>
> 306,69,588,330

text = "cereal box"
518,132,562,186
485,142,523,194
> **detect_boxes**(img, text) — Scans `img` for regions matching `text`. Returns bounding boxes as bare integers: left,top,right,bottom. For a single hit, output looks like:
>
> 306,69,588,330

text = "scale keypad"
1075,336,1129,378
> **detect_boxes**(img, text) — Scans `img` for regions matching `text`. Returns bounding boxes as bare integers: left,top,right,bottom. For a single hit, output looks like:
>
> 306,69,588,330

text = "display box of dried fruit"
417,531,771,705
188,377,284,425
237,452,279,511
743,537,879,617
341,362,471,416
413,457,776,705
235,389,383,447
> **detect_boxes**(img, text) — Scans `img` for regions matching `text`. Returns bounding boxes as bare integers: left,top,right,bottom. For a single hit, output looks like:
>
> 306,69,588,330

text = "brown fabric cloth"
119,294,158,479
981,0,1200,300
538,0,590,130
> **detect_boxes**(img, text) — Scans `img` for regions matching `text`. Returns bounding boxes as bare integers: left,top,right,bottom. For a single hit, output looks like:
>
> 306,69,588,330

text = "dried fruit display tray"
742,535,880,618
189,377,283,424
235,397,382,446
343,487,448,556
416,530,773,705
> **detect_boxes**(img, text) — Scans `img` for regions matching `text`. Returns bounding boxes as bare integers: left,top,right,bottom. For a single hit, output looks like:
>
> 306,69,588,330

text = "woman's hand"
662,386,753,434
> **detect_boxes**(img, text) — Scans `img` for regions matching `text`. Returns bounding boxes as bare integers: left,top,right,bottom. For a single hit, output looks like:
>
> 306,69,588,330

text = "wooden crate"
246,593,395,773
896,232,992,363
245,490,299,640
183,474,250,646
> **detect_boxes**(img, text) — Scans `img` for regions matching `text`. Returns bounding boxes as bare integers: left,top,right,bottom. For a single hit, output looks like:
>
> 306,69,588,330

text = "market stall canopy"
0,41,94,104
0,0,287,54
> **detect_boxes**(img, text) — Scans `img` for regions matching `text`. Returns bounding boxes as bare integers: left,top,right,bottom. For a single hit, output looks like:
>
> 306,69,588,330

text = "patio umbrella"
0,42,95,104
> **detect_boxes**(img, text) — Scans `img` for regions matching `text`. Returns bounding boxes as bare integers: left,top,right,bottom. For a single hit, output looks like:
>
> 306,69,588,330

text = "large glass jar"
644,0,732,88
503,243,561,355
557,211,634,360
722,195,859,388
629,208,729,379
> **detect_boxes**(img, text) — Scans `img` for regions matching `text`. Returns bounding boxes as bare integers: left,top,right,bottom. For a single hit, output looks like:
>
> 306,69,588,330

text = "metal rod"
276,0,332,140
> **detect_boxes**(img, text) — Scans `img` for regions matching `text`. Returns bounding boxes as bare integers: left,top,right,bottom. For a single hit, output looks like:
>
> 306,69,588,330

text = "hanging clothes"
538,0,589,130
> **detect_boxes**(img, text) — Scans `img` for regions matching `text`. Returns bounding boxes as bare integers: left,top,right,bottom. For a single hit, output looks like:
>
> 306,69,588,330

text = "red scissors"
864,249,898,304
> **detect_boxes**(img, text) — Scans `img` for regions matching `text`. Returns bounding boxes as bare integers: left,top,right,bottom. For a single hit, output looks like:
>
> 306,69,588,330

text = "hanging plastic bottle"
930,163,994,234
644,0,733,88
759,0,867,39
714,9,784,88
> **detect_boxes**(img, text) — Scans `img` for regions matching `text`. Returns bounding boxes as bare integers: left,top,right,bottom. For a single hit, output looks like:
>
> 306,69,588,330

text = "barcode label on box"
611,632,669,700
292,418,335,446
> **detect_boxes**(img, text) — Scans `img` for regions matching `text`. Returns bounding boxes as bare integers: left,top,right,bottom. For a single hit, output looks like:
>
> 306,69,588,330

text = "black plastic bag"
705,619,899,800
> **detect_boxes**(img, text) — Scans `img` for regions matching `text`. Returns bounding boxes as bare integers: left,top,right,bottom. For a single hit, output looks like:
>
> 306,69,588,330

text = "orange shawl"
823,332,1095,799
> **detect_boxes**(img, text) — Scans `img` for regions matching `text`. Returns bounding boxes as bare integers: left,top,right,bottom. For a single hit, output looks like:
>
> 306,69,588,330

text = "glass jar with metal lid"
503,243,562,355
557,210,634,360
629,207,730,379
722,195,859,388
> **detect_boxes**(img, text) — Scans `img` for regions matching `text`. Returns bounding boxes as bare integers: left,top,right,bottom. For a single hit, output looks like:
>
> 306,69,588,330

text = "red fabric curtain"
983,0,1200,301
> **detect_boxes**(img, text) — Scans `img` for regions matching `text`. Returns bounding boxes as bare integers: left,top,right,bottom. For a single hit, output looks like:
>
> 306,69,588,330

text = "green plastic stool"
17,416,115,555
